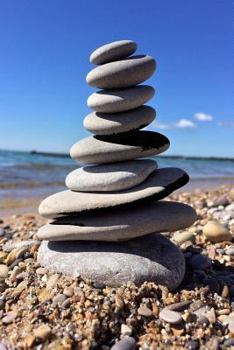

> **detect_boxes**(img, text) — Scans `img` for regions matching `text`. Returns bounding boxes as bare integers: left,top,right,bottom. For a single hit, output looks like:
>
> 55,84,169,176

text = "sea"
0,150,234,200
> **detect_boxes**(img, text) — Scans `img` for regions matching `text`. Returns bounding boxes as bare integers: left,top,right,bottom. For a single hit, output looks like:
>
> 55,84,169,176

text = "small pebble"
167,300,192,312
228,317,234,333
121,324,132,336
0,265,9,279
197,315,210,327
111,337,136,350
0,228,5,237
226,246,234,256
63,286,74,297
34,324,51,340
186,339,199,350
36,267,48,275
52,293,66,307
159,308,182,324
221,285,229,298
3,240,40,252
137,305,152,317
46,274,59,289
2,311,17,324
173,231,195,245
203,220,232,243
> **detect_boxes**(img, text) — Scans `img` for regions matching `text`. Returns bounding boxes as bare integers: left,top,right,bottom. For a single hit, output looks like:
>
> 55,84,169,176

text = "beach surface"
0,183,233,349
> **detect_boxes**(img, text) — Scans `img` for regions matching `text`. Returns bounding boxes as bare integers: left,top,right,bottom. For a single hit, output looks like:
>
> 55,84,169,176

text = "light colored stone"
65,159,157,192
37,201,196,241
87,85,155,113
138,305,152,317
37,233,185,290
203,220,233,243
226,246,234,256
173,231,195,245
159,308,183,324
83,105,156,135
2,311,17,324
46,274,59,289
34,324,51,340
90,40,137,65
39,167,189,219
0,265,8,279
70,131,169,164
87,55,156,89
121,324,132,336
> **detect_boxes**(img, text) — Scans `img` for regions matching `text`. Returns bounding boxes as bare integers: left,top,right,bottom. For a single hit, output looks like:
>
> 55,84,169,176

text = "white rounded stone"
37,201,197,241
90,40,137,65
38,167,189,219
37,233,185,290
83,106,156,135
65,159,157,192
87,86,155,113
70,131,169,164
86,55,156,89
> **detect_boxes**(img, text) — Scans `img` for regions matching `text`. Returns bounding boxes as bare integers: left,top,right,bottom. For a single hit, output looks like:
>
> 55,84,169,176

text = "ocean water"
0,150,234,199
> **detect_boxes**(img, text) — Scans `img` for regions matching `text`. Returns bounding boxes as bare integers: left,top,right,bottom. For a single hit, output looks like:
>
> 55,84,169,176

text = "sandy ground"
0,184,233,349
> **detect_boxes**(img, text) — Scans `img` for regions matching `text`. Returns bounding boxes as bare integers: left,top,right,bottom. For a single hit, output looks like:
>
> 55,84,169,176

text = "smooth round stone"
159,308,183,324
87,55,156,89
90,40,137,65
38,167,189,219
37,201,197,241
83,106,156,135
37,233,185,290
70,131,169,164
65,159,157,192
203,220,232,243
173,231,195,245
87,86,155,113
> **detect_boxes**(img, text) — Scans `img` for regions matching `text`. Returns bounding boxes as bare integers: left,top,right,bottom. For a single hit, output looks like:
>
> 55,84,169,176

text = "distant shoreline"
1,149,233,161
29,150,234,162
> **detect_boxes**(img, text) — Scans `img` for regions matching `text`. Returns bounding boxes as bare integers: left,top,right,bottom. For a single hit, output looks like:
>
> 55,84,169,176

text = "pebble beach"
0,184,233,349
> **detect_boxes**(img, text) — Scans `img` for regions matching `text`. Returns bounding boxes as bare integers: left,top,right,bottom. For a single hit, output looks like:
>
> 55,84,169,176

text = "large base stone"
37,234,185,290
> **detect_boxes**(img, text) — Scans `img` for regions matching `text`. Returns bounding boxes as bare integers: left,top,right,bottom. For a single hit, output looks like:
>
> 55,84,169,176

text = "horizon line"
1,148,234,162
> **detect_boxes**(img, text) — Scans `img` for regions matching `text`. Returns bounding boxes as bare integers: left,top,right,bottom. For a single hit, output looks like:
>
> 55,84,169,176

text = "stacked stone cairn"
37,40,197,290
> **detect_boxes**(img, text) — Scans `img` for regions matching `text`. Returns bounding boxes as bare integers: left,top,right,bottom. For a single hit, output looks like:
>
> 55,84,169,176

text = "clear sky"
0,0,233,157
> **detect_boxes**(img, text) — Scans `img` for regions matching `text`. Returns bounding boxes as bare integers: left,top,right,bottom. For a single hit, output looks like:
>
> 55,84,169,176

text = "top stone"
90,40,137,65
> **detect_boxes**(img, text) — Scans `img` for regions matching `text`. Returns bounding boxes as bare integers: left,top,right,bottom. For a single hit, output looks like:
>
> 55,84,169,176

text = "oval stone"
90,40,137,65
86,55,156,89
70,130,169,164
38,167,189,218
65,159,158,192
37,201,197,241
37,233,185,290
159,308,183,324
87,86,155,113
83,106,156,135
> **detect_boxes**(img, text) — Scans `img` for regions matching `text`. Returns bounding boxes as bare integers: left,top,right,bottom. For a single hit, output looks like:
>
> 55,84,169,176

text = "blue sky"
0,0,233,157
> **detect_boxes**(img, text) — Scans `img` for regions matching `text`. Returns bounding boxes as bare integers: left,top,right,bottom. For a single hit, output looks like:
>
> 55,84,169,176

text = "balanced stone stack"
37,40,197,290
